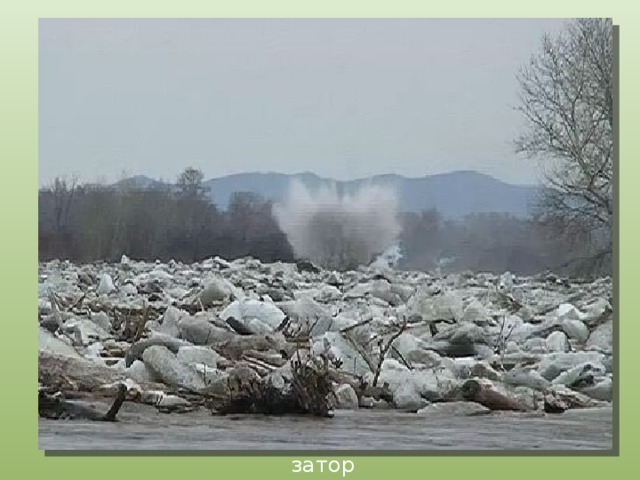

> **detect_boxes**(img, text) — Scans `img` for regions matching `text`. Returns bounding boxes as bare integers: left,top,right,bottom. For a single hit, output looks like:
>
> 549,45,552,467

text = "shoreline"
39,404,613,451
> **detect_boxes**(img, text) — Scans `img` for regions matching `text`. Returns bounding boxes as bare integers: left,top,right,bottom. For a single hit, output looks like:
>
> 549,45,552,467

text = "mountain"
204,170,539,218
115,170,540,218
204,171,325,207
391,170,539,218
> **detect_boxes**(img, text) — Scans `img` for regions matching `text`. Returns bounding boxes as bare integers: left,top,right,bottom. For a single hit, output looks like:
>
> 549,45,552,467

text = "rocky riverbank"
38,255,613,420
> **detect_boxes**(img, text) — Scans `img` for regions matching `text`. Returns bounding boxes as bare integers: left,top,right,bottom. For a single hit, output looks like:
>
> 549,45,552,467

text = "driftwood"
215,350,337,417
543,388,600,414
119,301,152,342
461,380,530,412
289,350,336,417
39,351,125,392
39,384,127,421
357,379,394,403
215,381,301,415
371,317,409,387
226,316,255,335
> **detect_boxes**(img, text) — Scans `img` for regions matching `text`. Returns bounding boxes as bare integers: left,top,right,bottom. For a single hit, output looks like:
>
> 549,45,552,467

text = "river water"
39,402,613,451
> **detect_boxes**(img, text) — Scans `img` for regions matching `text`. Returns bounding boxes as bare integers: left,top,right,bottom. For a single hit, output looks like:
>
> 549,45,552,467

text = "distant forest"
38,171,611,277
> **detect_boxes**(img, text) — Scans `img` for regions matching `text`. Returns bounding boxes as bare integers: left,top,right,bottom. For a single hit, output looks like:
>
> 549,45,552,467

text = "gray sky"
39,18,567,187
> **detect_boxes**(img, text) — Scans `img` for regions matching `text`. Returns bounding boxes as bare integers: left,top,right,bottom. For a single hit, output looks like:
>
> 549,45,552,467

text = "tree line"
38,168,609,276
400,208,610,277
38,169,294,265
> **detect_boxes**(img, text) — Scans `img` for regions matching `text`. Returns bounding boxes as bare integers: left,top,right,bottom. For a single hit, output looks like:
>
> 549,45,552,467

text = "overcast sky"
39,18,568,187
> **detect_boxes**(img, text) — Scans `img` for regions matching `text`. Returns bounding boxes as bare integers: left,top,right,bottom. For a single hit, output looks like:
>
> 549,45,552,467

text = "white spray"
273,180,401,270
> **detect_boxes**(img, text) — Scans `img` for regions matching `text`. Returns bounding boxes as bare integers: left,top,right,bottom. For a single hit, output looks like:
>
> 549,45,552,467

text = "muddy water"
39,402,613,451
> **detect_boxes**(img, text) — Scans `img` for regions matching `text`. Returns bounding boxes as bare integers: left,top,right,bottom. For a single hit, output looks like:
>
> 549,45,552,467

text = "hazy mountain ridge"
114,170,540,218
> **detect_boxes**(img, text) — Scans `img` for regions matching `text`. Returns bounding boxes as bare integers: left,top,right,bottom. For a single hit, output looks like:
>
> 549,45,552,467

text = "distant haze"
39,18,568,187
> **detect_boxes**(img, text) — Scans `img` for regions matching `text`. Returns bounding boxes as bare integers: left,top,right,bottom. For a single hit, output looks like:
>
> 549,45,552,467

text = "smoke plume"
273,180,401,270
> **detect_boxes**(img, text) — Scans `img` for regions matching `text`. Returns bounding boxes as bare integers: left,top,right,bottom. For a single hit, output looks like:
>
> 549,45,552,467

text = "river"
39,401,613,451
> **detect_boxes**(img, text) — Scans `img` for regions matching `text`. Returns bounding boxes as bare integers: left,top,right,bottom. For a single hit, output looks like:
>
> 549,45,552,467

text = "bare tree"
176,166,207,200
172,167,217,261
516,19,613,245
49,175,78,233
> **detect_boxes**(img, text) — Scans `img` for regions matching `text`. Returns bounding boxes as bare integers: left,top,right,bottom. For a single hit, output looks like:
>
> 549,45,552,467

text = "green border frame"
2,1,637,479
